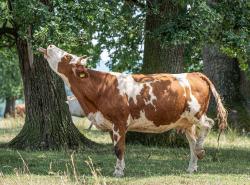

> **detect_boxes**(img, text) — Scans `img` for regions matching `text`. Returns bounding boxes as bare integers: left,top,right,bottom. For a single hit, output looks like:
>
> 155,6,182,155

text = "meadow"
0,117,249,185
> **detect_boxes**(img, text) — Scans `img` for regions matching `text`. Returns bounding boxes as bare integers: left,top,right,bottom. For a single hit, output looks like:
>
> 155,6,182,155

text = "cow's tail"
197,73,228,131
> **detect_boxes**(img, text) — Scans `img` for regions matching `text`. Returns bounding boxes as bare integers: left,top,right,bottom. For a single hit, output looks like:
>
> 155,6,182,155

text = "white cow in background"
66,96,93,130
67,95,85,117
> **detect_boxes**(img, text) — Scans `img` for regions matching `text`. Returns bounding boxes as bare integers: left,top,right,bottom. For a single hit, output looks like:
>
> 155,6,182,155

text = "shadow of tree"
0,144,249,177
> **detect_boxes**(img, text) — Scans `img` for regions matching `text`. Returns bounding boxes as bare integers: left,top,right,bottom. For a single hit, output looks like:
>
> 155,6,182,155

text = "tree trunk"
141,0,184,73
8,38,95,150
126,0,186,147
203,44,249,131
4,96,16,118
239,62,250,131
203,44,241,104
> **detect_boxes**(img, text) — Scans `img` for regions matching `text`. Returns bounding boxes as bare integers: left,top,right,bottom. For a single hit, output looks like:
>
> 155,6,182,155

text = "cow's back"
126,73,210,133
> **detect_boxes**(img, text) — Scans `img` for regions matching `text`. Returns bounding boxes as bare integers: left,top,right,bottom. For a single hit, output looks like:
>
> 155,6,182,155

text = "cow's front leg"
112,124,126,177
185,125,198,173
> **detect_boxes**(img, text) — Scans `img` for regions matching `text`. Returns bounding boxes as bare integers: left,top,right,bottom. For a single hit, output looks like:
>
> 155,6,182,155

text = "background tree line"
0,0,249,149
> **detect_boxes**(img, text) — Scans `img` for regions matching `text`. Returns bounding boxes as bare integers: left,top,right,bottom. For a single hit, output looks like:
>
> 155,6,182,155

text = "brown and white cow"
39,45,227,177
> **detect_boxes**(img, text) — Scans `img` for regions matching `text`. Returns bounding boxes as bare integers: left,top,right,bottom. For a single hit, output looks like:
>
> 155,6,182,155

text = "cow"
67,95,93,130
67,95,86,117
67,96,114,139
15,104,25,117
38,45,227,177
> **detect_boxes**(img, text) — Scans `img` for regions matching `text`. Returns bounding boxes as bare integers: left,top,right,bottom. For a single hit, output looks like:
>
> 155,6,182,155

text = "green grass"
0,117,249,185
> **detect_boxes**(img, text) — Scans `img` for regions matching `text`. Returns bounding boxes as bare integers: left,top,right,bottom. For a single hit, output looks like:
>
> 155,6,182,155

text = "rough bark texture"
126,0,186,147
240,62,250,111
8,38,95,150
141,0,184,73
203,44,241,104
4,96,16,118
203,44,250,131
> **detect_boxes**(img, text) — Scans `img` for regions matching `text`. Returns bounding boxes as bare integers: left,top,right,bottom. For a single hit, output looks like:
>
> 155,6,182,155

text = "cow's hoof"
196,149,205,160
113,169,124,177
186,167,197,173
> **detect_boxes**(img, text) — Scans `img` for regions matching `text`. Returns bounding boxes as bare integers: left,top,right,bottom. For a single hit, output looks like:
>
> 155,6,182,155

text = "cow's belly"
127,111,194,133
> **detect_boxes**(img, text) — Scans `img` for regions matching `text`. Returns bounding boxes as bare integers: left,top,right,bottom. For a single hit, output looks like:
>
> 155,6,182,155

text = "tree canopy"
0,48,22,100
1,0,249,72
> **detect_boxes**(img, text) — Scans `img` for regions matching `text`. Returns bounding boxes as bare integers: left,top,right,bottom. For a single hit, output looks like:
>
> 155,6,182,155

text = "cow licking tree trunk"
8,38,94,150
126,0,186,146
39,45,227,176
6,0,95,150
4,96,16,118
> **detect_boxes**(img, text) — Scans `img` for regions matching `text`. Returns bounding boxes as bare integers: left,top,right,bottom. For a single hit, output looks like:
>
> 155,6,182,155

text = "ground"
0,117,249,185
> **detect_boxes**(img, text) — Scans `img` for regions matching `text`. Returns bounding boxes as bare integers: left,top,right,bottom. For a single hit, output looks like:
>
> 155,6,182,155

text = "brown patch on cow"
129,75,187,127
75,64,89,78
187,73,210,119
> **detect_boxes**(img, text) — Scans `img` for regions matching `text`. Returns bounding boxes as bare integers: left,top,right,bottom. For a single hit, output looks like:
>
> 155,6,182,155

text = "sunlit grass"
0,117,249,185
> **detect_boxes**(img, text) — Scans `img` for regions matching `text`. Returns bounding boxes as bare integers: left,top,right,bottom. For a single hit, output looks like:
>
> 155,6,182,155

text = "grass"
0,117,249,185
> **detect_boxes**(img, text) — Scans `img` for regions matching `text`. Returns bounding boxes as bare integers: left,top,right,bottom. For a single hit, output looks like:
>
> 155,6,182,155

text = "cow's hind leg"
196,115,214,159
112,124,126,177
185,125,198,173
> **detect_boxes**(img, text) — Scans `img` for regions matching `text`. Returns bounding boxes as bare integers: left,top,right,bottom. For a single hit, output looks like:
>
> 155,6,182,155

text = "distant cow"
67,95,85,117
15,104,25,117
39,45,227,177
67,95,94,130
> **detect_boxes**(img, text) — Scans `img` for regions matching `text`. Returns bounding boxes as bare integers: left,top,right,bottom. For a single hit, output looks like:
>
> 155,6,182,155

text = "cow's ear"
77,55,92,66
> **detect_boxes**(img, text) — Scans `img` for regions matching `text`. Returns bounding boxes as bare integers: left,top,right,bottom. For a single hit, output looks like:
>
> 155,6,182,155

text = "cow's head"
38,45,90,81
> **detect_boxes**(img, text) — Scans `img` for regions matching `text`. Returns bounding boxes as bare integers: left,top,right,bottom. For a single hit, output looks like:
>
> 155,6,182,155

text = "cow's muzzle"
38,47,48,58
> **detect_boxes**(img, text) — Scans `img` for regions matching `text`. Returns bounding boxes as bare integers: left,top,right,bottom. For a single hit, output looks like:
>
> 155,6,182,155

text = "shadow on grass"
0,144,249,178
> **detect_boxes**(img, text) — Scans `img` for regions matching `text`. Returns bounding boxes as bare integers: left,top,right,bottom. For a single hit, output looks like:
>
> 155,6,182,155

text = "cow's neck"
67,69,109,115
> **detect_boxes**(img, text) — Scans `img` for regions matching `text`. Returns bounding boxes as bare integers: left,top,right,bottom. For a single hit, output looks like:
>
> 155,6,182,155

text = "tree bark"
141,0,184,73
126,0,186,147
8,38,95,150
203,44,250,131
5,0,97,150
4,96,16,118
203,44,241,105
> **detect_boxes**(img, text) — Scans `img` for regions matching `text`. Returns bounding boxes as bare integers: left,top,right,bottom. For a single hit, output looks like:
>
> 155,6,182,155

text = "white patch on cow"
69,54,89,66
87,111,113,131
181,111,199,124
188,94,200,115
67,96,85,117
172,73,189,97
113,124,121,146
110,72,157,106
111,73,143,104
127,111,187,133
46,45,76,88
126,110,201,134
113,158,125,177
172,73,201,115
144,84,157,107
46,45,67,72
